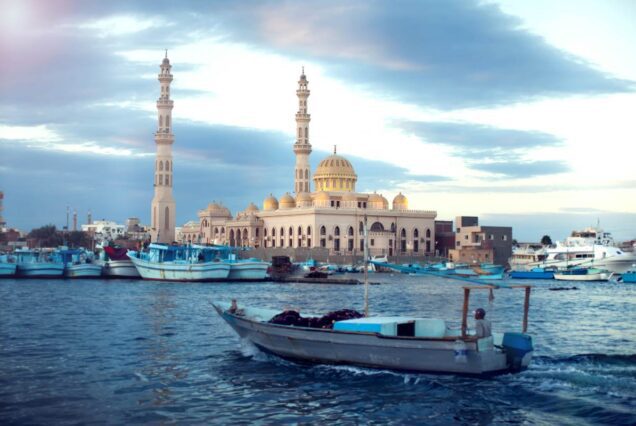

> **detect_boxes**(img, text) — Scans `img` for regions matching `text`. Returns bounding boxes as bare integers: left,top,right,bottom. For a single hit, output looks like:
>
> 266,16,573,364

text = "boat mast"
363,214,369,316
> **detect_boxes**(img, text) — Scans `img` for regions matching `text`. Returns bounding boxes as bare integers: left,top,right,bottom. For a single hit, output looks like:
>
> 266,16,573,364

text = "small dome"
392,192,408,210
341,192,357,202
279,192,296,209
367,193,384,203
207,202,222,210
368,192,388,210
313,191,330,201
296,192,312,202
205,202,232,217
244,202,259,214
263,194,279,211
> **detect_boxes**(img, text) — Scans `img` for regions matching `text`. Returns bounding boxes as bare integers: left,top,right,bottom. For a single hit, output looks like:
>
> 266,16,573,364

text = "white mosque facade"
180,70,437,257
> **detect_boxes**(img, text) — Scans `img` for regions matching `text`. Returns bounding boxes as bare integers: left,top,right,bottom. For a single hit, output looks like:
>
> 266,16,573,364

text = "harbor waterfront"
1,275,634,424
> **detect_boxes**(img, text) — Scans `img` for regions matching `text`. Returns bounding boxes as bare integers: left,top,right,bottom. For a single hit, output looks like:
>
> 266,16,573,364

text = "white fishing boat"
213,284,534,377
15,249,64,278
0,254,17,277
58,248,102,278
128,244,230,282
227,257,270,280
554,267,612,282
214,216,535,376
99,244,141,278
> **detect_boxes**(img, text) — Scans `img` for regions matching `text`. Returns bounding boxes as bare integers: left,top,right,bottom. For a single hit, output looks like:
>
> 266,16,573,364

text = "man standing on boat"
474,308,492,338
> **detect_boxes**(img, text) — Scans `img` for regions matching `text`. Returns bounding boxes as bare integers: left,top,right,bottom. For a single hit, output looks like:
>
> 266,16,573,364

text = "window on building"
348,226,354,236
307,226,311,236
489,234,494,240
334,226,340,236
348,239,353,251
165,175,169,186
503,235,508,241
360,239,364,251
401,228,406,238
370,239,375,246
330,200,335,207
320,226,326,236
414,229,419,238
414,240,419,252
359,221,364,233
456,241,460,246
465,235,468,240
272,228,276,237
320,238,326,248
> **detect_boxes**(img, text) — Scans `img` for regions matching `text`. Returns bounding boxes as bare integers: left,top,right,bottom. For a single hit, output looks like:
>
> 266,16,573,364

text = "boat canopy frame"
460,285,531,338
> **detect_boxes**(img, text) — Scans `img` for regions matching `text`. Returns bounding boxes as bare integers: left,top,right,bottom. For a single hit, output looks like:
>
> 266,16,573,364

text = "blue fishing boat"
58,248,102,278
128,244,230,282
15,249,64,278
619,269,636,283
0,254,17,277
510,267,556,280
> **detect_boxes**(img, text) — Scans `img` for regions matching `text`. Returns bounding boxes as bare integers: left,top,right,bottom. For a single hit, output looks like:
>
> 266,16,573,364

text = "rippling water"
1,275,634,425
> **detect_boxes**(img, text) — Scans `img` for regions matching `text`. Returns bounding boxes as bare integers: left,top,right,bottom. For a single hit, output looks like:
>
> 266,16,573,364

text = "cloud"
469,160,568,178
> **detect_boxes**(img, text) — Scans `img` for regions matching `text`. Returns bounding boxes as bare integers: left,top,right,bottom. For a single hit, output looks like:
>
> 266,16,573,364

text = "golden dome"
263,194,279,211
313,153,357,192
392,192,408,210
296,192,312,202
368,192,388,210
279,192,296,209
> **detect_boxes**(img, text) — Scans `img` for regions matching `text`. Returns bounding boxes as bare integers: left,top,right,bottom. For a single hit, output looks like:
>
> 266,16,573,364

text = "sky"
0,0,635,242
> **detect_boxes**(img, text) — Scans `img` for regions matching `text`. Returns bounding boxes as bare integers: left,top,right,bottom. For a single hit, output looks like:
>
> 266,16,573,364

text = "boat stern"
502,332,533,371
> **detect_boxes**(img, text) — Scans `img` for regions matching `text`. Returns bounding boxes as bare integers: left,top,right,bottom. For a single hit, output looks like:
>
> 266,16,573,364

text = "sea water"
0,275,634,424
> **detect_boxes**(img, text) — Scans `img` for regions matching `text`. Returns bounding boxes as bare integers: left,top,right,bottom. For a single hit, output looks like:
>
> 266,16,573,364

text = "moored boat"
59,249,102,278
128,244,230,282
15,249,64,278
510,267,556,280
618,269,636,283
100,244,141,278
227,257,270,280
554,267,612,282
0,254,17,277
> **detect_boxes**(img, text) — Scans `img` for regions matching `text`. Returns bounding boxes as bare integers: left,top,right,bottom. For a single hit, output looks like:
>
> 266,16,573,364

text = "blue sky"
0,0,635,241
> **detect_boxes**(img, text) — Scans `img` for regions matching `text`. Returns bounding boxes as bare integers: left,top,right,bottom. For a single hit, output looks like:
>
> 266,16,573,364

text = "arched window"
298,226,302,235
391,223,396,232
348,226,354,236
214,227,219,235
263,228,267,237
304,169,308,179
255,228,260,237
243,228,248,240
159,175,163,185
298,128,302,138
370,222,384,232
304,128,308,138
359,221,364,233
320,226,326,236
426,229,431,238
166,161,170,171
165,175,169,186
414,228,419,238
159,116,163,127
164,207,169,230
289,226,293,237
280,227,284,237
272,228,276,237
166,116,170,127
159,161,164,171
334,226,340,236
307,226,311,236
401,228,406,238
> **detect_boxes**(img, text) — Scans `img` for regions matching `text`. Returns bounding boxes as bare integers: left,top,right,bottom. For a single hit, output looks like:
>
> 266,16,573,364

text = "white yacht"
526,227,636,274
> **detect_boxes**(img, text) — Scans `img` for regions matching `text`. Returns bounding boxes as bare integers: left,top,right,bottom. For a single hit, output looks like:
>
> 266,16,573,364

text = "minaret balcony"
295,113,311,120
296,90,311,96
156,99,174,106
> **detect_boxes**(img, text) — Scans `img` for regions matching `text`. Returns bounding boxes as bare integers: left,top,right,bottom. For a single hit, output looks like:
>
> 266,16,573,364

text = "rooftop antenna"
165,49,168,58
334,145,337,155
302,65,304,75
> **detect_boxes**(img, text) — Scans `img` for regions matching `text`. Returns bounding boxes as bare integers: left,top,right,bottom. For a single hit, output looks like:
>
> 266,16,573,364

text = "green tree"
28,224,63,248
541,235,552,246
67,231,91,248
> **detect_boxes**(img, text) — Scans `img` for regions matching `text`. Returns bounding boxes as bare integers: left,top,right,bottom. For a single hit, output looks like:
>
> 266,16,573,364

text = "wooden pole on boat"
522,286,531,333
363,214,369,317
461,287,470,337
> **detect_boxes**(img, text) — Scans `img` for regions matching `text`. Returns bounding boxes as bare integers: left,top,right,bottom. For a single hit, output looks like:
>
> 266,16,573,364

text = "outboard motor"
502,333,533,371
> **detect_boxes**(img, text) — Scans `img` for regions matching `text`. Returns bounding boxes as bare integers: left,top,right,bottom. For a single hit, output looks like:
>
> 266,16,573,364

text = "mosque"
178,68,437,257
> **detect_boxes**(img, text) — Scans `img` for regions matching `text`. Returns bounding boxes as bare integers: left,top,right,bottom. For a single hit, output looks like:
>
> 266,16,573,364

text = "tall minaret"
293,67,312,194
150,51,176,243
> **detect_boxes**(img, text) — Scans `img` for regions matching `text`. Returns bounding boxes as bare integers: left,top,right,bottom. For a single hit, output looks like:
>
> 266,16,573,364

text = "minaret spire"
150,52,176,243
293,67,312,194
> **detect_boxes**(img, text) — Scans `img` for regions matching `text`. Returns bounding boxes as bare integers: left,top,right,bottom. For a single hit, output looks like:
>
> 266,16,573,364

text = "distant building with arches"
180,70,437,257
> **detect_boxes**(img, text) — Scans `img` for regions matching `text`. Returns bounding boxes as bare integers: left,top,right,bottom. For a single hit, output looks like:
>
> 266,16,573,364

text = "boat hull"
100,260,141,278
16,263,65,278
64,263,103,278
621,272,636,283
215,307,530,376
0,263,17,277
510,271,554,279
554,272,611,282
129,256,230,282
228,261,269,280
